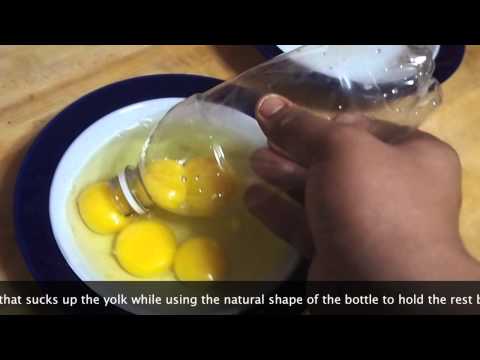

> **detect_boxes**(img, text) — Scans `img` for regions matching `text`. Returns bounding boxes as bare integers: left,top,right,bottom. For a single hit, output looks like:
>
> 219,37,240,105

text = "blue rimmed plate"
255,45,466,84
14,74,223,282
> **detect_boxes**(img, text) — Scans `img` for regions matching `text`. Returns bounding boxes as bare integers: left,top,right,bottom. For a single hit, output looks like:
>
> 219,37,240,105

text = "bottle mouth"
117,166,148,215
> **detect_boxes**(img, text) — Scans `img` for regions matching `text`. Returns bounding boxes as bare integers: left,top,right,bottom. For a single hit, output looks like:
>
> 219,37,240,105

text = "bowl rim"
48,97,300,284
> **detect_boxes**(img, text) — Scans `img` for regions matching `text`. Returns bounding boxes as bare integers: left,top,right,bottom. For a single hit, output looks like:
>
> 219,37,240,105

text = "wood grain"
1,45,479,285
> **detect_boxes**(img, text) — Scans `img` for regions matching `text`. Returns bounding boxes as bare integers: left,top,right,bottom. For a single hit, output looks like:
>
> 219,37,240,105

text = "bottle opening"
116,166,149,215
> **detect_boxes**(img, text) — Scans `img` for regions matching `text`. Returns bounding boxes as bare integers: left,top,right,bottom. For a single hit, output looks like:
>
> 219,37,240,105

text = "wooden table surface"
1,45,479,283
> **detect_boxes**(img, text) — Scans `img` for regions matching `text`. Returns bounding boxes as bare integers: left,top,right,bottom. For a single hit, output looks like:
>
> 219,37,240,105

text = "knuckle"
334,113,368,125
410,135,462,170
421,134,460,161
325,125,363,146
440,142,461,164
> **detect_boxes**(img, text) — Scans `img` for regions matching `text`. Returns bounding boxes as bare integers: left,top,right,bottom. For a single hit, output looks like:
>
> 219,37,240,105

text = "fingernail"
258,95,287,118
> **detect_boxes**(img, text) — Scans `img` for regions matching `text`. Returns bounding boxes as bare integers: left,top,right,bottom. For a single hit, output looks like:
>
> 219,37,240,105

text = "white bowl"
49,97,301,314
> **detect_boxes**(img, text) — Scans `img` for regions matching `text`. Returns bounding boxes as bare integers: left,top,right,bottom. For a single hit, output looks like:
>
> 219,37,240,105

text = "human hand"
245,94,480,281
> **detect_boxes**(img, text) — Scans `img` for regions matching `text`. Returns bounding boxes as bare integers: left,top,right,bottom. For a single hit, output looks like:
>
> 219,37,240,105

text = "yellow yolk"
114,219,177,277
77,181,132,234
174,237,227,281
183,157,236,217
142,159,187,214
142,157,236,217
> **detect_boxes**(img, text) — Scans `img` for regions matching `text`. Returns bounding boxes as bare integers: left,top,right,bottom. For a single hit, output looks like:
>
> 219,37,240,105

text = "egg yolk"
142,157,236,217
114,219,177,278
174,237,227,281
183,157,236,217
77,181,131,234
142,159,187,214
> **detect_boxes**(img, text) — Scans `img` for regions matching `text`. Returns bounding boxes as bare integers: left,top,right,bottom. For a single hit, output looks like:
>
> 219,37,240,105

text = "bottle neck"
111,166,152,215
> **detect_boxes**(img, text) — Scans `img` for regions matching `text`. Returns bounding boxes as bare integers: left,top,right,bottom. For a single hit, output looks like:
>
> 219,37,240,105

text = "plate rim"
14,73,223,282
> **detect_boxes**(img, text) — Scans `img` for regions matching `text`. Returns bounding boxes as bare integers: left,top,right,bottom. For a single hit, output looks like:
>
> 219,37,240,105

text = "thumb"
256,94,333,166
256,94,387,166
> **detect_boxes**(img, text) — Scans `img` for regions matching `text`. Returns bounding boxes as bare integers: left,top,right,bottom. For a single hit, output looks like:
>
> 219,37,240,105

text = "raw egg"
142,159,187,214
183,157,236,217
114,219,177,278
174,236,227,281
77,181,131,234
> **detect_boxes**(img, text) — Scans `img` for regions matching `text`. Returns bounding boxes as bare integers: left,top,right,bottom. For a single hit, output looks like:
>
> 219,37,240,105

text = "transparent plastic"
114,45,442,217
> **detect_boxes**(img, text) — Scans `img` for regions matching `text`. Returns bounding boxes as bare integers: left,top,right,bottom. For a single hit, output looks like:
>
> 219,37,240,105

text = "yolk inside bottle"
142,156,236,217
